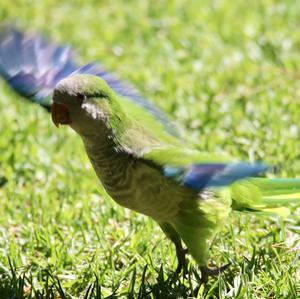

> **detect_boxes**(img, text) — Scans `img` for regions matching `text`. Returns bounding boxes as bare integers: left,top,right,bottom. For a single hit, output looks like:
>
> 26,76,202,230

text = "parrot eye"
77,93,87,105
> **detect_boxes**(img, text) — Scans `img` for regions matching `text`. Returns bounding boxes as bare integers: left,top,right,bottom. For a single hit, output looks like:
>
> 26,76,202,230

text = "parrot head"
52,74,116,137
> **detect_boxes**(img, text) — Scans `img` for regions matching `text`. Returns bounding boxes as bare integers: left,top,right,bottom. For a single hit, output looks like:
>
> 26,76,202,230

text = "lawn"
0,0,299,298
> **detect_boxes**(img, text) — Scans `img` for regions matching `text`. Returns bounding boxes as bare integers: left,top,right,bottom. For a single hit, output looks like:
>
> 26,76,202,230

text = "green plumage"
52,74,300,272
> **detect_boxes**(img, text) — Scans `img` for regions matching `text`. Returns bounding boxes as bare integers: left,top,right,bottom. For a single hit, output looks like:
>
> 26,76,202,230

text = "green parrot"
1,27,299,281
51,74,300,281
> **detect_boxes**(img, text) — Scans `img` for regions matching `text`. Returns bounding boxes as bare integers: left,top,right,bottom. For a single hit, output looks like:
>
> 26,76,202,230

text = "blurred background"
0,1,299,298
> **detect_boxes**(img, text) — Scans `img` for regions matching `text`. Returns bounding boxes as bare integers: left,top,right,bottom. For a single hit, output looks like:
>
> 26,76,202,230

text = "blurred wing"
142,147,268,191
0,25,176,134
0,26,77,108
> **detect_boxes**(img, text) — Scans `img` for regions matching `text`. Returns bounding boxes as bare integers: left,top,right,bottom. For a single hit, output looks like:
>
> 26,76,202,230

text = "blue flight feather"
165,163,268,191
0,26,176,134
206,163,268,187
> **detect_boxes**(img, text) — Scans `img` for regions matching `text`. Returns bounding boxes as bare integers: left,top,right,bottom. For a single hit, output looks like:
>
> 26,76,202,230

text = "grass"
0,0,300,298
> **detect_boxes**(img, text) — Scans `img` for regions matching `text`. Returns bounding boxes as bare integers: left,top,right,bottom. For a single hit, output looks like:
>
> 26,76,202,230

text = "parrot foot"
174,240,189,275
199,263,230,283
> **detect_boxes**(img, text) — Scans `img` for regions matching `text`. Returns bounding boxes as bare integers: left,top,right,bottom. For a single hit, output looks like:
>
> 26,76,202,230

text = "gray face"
51,75,111,139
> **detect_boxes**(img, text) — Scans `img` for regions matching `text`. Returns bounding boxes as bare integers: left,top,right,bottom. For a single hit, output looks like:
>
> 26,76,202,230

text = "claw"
200,263,230,283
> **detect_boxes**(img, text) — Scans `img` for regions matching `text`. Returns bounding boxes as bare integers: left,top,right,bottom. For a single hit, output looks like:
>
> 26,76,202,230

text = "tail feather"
231,178,300,216
241,207,291,217
253,178,300,205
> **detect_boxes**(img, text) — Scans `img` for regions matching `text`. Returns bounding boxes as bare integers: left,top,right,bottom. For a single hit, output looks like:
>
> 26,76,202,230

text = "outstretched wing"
106,93,267,186
0,26,77,108
0,25,176,134
142,147,268,191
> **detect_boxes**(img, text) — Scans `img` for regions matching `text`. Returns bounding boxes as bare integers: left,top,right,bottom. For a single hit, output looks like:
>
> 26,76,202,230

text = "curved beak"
51,102,71,127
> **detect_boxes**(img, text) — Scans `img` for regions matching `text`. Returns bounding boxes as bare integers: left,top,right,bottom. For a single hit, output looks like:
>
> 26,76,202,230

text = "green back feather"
99,89,233,165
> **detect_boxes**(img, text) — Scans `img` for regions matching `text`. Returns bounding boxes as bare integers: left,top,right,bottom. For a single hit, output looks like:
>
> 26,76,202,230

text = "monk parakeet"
1,27,300,281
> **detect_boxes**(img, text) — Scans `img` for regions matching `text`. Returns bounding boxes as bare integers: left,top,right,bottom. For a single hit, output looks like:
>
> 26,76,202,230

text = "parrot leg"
174,239,188,274
157,222,189,275
199,263,230,283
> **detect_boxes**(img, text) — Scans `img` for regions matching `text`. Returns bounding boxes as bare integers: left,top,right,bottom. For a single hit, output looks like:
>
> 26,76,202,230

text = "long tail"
231,178,300,216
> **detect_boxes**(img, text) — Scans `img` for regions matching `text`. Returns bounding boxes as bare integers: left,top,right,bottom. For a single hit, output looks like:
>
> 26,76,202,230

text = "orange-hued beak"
51,102,71,127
